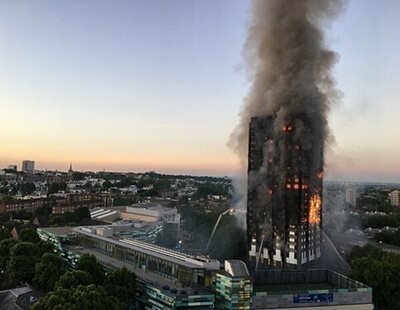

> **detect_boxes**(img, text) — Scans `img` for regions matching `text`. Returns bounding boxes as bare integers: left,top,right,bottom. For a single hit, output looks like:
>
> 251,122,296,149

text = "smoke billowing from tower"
229,0,345,269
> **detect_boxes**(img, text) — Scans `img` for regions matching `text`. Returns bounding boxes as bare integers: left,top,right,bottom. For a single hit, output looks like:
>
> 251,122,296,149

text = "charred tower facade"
247,116,323,270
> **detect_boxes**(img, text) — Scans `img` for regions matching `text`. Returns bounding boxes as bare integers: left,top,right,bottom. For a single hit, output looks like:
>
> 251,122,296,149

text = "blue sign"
293,293,333,304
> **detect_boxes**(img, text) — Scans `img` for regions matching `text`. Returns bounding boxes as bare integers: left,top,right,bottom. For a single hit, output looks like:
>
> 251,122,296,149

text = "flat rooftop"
38,227,74,236
252,269,371,295
72,226,220,270
254,282,336,294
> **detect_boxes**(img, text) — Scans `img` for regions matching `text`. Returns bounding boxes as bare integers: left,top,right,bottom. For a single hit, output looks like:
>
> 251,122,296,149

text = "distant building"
22,160,35,172
123,203,181,224
389,190,400,207
7,165,17,172
0,197,47,214
345,187,357,207
52,193,109,214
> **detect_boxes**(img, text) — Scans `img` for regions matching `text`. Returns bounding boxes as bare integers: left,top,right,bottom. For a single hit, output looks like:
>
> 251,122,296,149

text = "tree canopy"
104,267,136,309
31,285,122,310
0,238,19,269
19,182,36,195
20,227,40,243
7,241,41,283
48,182,67,195
34,253,66,292
0,227,11,242
75,254,105,285
56,270,94,290
349,245,400,310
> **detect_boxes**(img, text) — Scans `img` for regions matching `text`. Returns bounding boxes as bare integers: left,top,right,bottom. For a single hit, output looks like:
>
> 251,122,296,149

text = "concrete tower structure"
247,116,323,270
22,160,35,172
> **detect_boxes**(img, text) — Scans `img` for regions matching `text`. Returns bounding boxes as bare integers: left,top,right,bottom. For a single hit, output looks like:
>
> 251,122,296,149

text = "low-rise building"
38,225,219,309
0,197,47,214
52,193,110,214
38,225,373,310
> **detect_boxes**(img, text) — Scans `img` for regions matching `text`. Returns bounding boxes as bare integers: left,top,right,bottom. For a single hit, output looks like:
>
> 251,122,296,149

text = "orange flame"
309,195,321,224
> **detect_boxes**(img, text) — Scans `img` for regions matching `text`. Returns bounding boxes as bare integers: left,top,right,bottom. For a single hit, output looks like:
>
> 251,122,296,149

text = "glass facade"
213,272,252,310
137,279,215,310
75,233,212,287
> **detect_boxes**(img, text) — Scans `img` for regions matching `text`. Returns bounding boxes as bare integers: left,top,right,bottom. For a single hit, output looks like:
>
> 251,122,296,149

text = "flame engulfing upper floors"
247,116,323,270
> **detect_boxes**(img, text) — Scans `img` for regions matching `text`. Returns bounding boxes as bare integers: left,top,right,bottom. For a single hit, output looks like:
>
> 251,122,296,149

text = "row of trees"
360,213,400,229
194,182,230,199
0,228,136,309
0,182,36,196
374,229,400,246
0,230,56,289
33,254,136,310
348,244,400,310
48,206,90,227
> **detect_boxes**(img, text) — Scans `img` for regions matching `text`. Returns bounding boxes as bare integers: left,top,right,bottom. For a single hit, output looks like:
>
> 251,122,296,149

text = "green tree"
75,254,105,285
104,267,136,309
34,206,52,219
72,172,85,181
348,244,382,263
19,227,40,243
102,180,112,189
56,270,94,289
19,182,36,195
7,242,41,283
0,195,13,201
153,179,171,192
361,214,400,229
0,227,11,242
48,182,67,195
37,240,55,256
49,212,79,227
195,182,229,199
0,238,19,269
33,253,66,292
31,285,122,310
374,229,400,246
349,245,400,310
75,207,90,220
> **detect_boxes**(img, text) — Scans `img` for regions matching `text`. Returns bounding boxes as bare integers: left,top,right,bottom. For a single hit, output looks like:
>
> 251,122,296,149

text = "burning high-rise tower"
247,115,323,269
228,0,345,269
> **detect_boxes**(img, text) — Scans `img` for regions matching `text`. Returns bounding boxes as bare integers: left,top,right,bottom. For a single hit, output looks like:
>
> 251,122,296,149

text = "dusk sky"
1,0,399,182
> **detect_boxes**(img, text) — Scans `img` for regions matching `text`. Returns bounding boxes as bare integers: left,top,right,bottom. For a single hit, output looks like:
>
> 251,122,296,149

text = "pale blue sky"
0,0,399,182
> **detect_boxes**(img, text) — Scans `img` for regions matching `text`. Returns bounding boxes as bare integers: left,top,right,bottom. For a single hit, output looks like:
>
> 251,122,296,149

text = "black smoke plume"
229,0,346,224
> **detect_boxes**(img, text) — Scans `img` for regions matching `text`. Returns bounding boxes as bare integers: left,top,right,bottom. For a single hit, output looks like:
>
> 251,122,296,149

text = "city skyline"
1,0,400,182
